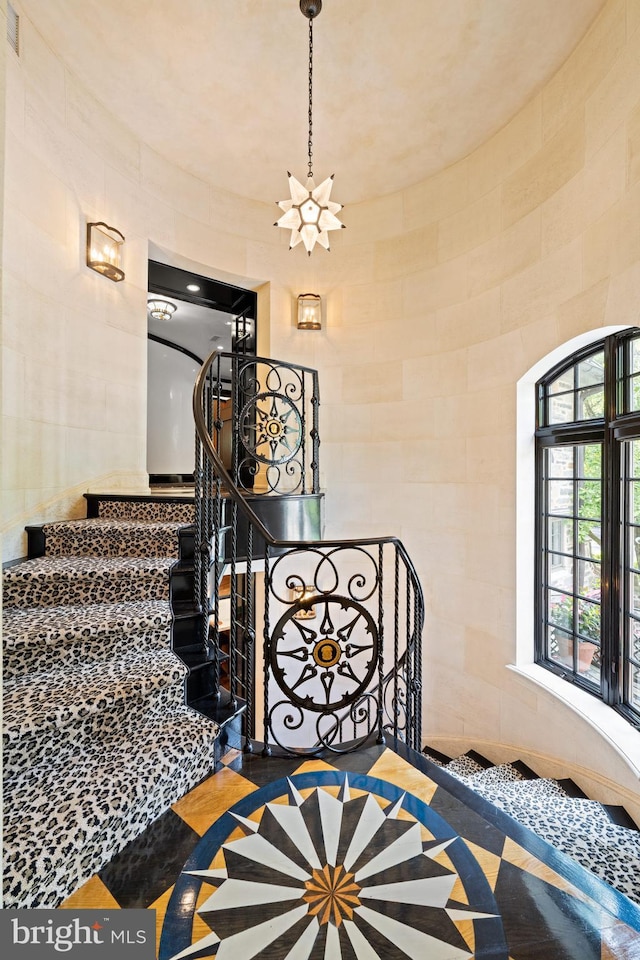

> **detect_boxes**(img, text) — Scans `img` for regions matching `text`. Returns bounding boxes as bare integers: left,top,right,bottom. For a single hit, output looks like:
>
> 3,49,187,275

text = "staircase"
422,746,640,906
2,494,220,908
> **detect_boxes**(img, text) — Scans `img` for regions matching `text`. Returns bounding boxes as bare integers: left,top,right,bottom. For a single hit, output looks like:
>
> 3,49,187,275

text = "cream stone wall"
1,4,281,561
268,0,640,814
2,0,639,813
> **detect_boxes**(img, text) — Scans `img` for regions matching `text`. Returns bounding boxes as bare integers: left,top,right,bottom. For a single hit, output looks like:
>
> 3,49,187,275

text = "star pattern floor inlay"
61,741,640,960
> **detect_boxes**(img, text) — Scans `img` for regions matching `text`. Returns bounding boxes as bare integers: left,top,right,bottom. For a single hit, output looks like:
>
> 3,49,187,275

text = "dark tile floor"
62,741,640,959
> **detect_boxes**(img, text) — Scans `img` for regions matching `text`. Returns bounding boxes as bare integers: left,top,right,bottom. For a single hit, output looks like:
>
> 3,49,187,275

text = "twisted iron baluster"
413,578,423,751
262,546,272,756
243,523,255,752
300,374,307,494
393,545,400,740
377,543,385,745
229,500,238,710
311,370,320,494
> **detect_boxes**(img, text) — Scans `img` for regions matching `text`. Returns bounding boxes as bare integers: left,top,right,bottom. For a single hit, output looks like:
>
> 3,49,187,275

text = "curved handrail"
193,348,424,589
194,347,425,753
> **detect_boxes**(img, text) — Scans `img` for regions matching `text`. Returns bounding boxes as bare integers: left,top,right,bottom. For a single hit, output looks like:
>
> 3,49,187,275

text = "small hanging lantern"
275,0,345,254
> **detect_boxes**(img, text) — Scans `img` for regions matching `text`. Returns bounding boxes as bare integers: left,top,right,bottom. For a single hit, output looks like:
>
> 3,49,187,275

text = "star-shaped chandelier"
275,0,345,255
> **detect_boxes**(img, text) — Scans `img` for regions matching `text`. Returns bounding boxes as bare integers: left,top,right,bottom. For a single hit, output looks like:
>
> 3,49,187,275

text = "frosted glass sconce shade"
86,222,125,282
297,293,322,330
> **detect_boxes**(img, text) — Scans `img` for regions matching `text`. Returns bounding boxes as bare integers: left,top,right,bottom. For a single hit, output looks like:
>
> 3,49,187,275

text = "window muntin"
541,444,602,684
622,439,640,714
536,330,640,726
546,351,604,424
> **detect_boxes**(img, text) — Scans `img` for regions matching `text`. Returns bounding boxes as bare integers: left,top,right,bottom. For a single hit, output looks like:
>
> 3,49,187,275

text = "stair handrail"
193,348,425,753
194,349,423,562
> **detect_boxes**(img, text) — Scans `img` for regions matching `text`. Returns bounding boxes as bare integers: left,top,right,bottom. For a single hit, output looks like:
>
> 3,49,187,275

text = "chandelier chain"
307,16,313,179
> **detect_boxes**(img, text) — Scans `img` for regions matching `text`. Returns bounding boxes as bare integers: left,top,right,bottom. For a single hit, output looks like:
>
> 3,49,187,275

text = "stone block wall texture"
2,0,639,814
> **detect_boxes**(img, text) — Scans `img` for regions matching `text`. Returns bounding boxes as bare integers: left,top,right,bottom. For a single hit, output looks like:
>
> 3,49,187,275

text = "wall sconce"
297,293,322,330
292,585,317,620
147,299,177,321
86,221,125,282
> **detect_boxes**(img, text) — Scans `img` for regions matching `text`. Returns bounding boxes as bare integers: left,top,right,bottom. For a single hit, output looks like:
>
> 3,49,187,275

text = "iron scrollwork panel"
265,545,385,753
270,596,379,713
234,359,313,495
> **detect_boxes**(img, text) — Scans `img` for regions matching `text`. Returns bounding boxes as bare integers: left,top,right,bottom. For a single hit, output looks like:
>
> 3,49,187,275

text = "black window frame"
535,327,640,729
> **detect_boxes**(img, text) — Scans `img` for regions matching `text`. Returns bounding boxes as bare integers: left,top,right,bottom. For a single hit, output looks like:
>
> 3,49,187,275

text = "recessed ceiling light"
186,283,200,292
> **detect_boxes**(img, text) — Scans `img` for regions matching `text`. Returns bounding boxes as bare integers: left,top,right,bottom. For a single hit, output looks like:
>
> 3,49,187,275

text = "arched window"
536,327,640,727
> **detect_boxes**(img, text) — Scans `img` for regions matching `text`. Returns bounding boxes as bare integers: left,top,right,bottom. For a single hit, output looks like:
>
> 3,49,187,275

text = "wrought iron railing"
193,350,424,756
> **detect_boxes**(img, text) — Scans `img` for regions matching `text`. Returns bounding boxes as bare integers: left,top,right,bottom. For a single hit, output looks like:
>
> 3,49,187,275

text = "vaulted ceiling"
26,0,605,204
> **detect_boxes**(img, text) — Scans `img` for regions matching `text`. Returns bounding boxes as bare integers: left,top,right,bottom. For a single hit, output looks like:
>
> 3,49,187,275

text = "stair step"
480,788,624,830
2,556,174,608
2,600,172,677
421,746,453,766
2,703,218,909
3,650,187,772
442,751,492,779
465,762,531,786
602,805,640,831
41,518,187,559
3,649,186,742
85,493,194,523
504,806,640,904
557,778,590,799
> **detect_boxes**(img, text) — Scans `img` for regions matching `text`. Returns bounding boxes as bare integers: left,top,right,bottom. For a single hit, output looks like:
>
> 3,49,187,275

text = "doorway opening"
146,259,257,487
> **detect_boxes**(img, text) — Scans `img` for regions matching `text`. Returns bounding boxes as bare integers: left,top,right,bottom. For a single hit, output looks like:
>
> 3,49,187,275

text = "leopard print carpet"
2,499,219,909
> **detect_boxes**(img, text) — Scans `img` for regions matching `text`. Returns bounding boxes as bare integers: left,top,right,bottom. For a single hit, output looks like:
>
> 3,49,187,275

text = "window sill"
507,663,640,778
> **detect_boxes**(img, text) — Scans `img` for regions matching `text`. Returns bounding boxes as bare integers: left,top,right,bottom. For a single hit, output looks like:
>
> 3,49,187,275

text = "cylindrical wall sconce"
297,293,322,330
86,221,125,282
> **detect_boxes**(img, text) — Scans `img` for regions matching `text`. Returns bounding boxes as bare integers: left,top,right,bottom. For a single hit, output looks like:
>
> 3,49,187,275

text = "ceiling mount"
300,0,322,18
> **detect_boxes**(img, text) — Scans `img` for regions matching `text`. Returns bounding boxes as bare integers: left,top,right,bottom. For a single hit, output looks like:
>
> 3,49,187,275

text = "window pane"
630,441,640,479
548,516,572,552
577,598,600,642
548,479,573,514
578,480,600,520
577,521,601,560
548,626,573,668
629,534,640,573
630,618,640,661
577,559,600,597
580,444,601,479
631,482,640,523
630,574,640,616
549,370,574,394
578,641,600,681
628,663,640,712
548,394,574,424
548,551,572,589
577,385,604,420
631,375,640,413
549,590,573,630
547,446,573,477
631,338,640,375
577,352,604,387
